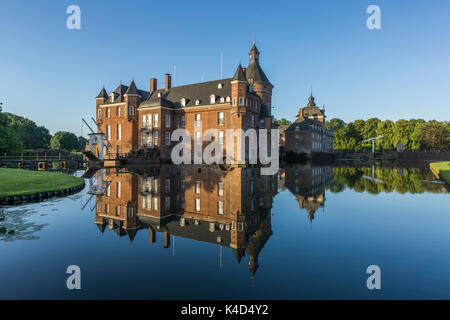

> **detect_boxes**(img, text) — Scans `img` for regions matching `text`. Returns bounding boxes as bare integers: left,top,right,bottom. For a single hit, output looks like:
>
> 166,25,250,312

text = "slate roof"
140,78,232,109
246,43,271,86
232,64,247,81
96,87,108,99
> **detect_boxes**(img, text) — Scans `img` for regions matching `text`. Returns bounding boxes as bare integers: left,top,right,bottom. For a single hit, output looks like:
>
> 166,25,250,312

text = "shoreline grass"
0,168,84,198
430,162,450,184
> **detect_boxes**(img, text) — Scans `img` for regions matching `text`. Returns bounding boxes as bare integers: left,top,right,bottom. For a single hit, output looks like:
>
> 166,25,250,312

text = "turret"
245,42,273,115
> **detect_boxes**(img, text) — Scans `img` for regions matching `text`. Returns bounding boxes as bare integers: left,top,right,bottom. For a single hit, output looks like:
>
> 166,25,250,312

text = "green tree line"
0,107,87,153
326,118,450,151
329,167,448,194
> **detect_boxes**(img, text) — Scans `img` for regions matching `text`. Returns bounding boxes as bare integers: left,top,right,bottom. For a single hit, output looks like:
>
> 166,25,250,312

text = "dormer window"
220,97,225,103
210,95,216,104
226,96,230,102
158,92,162,98
181,98,186,107
110,93,115,103
195,99,200,105
218,83,223,89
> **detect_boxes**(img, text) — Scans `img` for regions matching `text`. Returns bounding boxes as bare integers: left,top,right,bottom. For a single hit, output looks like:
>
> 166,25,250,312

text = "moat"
0,164,449,299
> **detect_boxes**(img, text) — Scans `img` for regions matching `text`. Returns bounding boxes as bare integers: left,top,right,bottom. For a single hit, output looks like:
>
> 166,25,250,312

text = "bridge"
0,151,84,169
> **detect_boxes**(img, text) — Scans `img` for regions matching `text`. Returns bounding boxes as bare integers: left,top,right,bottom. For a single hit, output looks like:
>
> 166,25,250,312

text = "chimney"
165,73,171,90
150,78,157,94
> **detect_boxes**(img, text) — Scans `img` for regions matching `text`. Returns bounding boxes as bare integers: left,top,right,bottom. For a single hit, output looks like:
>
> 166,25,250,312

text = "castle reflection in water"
91,164,333,278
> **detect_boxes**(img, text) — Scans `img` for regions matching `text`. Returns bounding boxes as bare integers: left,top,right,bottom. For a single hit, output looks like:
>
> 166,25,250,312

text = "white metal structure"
362,136,384,153
82,118,112,161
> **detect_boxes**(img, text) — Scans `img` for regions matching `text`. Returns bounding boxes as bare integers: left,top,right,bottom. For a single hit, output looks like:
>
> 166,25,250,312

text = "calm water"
0,165,449,299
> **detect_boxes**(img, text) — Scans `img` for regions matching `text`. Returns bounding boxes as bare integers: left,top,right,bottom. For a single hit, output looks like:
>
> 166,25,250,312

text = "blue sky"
0,0,449,135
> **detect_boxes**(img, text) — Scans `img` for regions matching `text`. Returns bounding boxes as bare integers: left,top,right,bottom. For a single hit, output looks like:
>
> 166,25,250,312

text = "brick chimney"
165,73,171,90
150,78,157,93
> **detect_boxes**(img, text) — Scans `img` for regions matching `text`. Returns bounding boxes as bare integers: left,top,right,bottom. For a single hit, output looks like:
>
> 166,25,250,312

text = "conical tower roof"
232,64,247,82
96,87,108,99
125,80,139,95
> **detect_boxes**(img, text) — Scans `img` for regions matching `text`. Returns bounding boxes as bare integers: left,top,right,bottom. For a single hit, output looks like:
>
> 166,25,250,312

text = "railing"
103,153,129,160
1,151,83,162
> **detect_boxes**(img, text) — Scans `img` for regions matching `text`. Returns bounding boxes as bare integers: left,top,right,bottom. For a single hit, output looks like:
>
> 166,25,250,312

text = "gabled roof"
140,78,232,109
232,64,247,82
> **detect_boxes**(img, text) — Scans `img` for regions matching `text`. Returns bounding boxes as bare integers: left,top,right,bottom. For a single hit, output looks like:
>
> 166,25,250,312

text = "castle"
282,94,334,155
95,43,274,162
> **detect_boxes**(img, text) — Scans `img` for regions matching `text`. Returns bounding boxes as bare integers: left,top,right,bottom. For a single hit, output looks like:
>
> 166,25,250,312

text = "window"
195,181,201,194
180,179,185,192
220,97,225,103
153,131,158,146
210,95,216,104
116,106,121,117
116,182,121,198
251,181,255,194
98,109,102,119
218,131,224,145
153,197,158,210
165,197,171,210
128,106,135,116
105,203,110,213
117,124,121,140
181,98,186,107
153,179,159,193
115,206,120,216
180,196,185,209
218,182,223,196
195,198,201,211
218,201,224,215
232,98,237,106
218,112,224,125
142,115,147,127
251,115,255,128
195,114,201,127
226,96,230,102
106,184,111,197
195,100,200,105
106,108,110,118
166,114,171,128
251,198,255,211
218,83,223,89
255,101,258,109
180,115,185,128
106,125,111,140
260,119,265,128
239,97,244,106
154,114,159,127
165,179,170,193
165,132,171,146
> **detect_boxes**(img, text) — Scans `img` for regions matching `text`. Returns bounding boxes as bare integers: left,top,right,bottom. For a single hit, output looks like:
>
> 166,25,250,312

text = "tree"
392,119,410,148
362,118,381,141
274,117,291,126
420,121,449,151
77,136,88,151
375,120,395,150
3,113,52,149
50,131,80,151
0,107,23,152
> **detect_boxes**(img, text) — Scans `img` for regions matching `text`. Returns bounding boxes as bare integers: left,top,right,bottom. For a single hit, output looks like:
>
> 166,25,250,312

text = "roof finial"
252,32,256,44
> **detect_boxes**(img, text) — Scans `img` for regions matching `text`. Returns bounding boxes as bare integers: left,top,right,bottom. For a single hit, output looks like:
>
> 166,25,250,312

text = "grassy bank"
0,168,84,198
430,162,450,184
